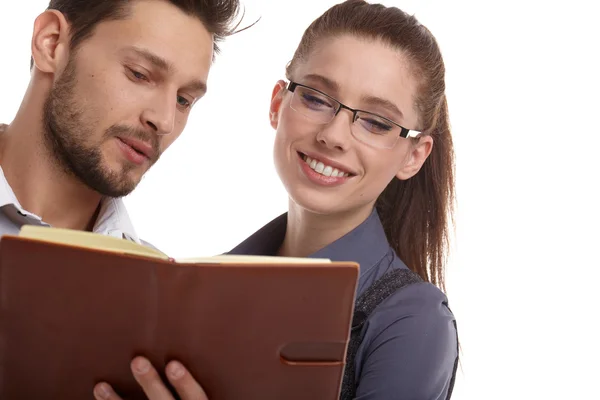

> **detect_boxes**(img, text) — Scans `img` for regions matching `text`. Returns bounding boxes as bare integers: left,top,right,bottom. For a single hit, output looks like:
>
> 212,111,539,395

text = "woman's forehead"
293,35,420,125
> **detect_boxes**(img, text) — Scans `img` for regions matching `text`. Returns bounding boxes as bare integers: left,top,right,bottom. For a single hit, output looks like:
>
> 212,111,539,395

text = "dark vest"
340,269,459,400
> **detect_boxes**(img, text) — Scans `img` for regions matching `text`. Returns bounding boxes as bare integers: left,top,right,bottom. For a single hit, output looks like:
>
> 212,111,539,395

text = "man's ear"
269,80,287,129
395,136,434,180
31,10,71,74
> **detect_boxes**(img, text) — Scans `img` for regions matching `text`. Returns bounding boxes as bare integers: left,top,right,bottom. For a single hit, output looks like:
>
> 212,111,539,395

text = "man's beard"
41,56,160,198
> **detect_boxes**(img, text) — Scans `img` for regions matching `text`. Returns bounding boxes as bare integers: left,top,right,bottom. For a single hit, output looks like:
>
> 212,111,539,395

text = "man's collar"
229,208,391,276
0,165,22,210
0,165,140,243
91,197,140,243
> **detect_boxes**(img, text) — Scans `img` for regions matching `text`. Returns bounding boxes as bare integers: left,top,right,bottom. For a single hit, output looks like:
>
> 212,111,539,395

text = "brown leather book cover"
0,236,358,400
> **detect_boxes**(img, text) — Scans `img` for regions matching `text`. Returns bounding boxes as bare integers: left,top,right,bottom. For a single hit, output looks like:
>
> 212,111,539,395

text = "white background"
2,1,599,398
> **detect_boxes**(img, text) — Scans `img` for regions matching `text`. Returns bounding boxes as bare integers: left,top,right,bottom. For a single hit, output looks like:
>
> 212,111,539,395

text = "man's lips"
117,137,155,160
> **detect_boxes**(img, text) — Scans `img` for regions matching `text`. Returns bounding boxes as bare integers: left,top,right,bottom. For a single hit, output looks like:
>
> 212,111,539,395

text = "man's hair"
30,0,242,68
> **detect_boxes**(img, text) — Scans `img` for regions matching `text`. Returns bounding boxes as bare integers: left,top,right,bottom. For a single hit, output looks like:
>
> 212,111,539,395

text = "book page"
18,225,169,260
16,227,331,265
175,254,331,264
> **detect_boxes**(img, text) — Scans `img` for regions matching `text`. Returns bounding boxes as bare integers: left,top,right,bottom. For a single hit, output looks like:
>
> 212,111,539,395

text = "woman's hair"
286,0,455,291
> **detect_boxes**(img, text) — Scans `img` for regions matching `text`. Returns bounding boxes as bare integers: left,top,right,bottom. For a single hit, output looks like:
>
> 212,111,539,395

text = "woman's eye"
360,117,393,135
302,93,333,109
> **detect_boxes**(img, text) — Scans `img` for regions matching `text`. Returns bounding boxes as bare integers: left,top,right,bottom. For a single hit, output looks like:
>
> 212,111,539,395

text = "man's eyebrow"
361,95,404,120
123,46,207,95
184,80,207,95
123,46,173,73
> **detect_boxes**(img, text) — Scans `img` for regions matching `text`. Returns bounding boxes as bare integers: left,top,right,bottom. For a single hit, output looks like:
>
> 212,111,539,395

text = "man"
0,0,239,398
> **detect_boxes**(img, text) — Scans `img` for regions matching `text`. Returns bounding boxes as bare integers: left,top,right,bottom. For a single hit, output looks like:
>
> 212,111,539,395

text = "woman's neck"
277,198,374,258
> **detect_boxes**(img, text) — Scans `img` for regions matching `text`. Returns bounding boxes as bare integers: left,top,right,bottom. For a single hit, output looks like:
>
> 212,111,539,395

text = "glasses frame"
286,81,421,146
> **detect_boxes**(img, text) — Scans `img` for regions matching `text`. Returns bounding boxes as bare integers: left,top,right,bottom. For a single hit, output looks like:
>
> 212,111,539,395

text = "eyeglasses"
286,81,421,149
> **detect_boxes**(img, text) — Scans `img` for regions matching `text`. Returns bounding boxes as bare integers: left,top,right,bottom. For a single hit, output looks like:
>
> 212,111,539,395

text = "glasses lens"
290,86,337,124
351,111,401,149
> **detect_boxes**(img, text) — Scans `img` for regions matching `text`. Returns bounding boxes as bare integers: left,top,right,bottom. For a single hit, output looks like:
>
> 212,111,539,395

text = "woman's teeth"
303,155,350,177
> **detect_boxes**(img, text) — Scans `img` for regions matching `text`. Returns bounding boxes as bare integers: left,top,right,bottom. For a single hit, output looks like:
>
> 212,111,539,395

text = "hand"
93,356,208,400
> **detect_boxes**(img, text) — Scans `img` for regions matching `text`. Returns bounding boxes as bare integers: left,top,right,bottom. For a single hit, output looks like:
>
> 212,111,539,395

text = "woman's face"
270,35,433,218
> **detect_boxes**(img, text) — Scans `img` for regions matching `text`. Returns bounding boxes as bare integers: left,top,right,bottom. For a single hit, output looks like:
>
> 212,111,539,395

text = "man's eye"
129,69,148,81
177,96,191,109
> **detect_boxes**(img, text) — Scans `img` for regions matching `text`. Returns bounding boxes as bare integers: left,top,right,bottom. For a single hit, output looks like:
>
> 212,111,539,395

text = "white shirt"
0,165,141,243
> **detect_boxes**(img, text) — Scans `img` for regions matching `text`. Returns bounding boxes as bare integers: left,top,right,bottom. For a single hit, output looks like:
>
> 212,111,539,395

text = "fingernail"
133,357,151,374
168,361,185,380
94,383,112,400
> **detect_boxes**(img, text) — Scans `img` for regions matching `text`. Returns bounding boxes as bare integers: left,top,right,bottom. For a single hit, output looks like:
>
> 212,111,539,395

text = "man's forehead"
90,0,213,50
84,2,214,85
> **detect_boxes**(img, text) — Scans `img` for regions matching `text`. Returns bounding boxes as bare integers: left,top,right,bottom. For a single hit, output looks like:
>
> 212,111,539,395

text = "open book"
0,225,355,400
18,224,330,264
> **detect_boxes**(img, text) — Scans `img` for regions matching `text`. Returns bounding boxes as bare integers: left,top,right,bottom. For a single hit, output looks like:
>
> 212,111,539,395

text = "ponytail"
376,95,455,291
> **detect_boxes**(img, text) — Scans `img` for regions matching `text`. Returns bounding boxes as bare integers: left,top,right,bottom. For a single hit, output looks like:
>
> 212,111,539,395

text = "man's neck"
0,93,103,231
277,198,374,258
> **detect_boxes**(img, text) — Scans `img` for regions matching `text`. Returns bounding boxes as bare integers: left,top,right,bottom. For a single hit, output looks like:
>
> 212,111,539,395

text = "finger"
131,356,174,400
166,360,208,400
93,382,123,400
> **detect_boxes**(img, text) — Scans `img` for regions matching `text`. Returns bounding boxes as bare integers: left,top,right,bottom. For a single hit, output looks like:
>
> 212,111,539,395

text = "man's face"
43,0,214,197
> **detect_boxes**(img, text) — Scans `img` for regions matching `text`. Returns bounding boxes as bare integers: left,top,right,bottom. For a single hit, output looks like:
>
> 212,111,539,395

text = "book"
18,225,332,264
0,226,359,400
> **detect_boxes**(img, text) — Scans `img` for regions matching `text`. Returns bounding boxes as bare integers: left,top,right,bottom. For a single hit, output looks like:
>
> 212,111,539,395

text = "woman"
95,1,458,399
230,0,459,398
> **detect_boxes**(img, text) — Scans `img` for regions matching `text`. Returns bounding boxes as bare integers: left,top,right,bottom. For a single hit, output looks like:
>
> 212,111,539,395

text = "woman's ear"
395,135,434,180
31,10,71,74
269,80,287,129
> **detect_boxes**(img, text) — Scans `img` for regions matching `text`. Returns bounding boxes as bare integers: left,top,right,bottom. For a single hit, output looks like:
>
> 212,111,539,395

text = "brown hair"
31,0,244,68
286,0,455,291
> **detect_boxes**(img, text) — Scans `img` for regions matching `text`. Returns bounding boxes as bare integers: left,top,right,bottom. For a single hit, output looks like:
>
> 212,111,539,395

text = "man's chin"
82,170,141,198
93,183,136,198
109,176,142,198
